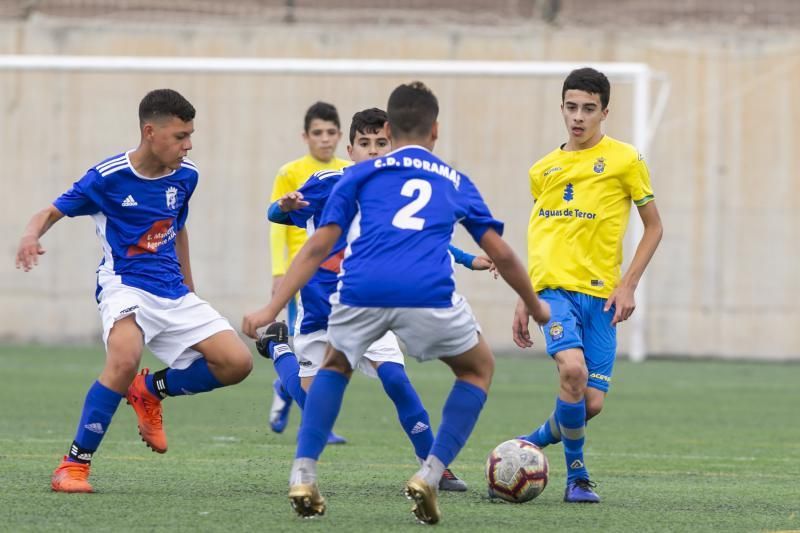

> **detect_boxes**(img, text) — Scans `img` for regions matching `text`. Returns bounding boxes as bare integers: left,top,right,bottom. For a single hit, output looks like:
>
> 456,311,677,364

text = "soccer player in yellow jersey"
512,67,663,503
268,102,350,437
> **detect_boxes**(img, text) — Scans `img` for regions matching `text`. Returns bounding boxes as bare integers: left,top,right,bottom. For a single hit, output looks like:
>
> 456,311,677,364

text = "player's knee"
103,350,141,384
559,364,588,397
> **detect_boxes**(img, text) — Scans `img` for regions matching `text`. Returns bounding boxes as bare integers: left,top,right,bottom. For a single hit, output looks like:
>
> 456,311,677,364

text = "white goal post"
0,55,669,361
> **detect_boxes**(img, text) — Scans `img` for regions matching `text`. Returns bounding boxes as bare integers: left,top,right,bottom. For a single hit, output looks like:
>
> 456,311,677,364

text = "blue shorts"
539,288,617,393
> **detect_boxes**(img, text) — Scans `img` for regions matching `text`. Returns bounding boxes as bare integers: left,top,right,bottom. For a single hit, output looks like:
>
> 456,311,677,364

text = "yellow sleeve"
269,166,293,276
623,152,655,206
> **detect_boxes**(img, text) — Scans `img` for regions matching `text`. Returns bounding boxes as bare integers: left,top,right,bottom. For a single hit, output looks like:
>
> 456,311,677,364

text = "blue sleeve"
52,170,103,217
448,244,476,270
458,175,504,243
287,173,337,229
267,201,292,224
176,172,198,231
319,171,360,234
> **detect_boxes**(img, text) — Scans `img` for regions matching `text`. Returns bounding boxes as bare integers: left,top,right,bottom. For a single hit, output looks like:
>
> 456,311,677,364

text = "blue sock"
295,369,349,460
273,349,306,408
557,397,589,483
146,358,223,398
525,408,561,447
429,380,487,467
67,381,124,463
377,362,434,460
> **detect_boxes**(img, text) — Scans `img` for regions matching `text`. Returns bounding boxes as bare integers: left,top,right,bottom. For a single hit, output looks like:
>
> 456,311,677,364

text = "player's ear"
601,107,609,121
141,122,155,140
385,122,394,141
346,144,354,159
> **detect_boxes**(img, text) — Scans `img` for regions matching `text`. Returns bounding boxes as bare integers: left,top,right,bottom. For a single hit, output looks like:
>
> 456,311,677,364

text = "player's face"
561,90,608,148
304,119,342,163
147,116,194,170
346,128,391,163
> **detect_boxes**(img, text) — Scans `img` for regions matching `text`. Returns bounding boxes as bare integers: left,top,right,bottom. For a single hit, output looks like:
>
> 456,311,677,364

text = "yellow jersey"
527,135,654,298
270,154,351,276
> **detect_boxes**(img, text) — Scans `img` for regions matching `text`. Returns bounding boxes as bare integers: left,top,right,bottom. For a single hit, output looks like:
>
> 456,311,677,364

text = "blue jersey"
53,151,198,300
282,169,348,334
320,145,503,308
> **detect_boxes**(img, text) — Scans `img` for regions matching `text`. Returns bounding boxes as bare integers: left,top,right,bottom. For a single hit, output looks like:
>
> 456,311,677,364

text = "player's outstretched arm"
242,224,342,338
175,227,195,292
604,200,663,325
15,205,64,272
277,191,310,212
267,192,311,225
478,228,550,327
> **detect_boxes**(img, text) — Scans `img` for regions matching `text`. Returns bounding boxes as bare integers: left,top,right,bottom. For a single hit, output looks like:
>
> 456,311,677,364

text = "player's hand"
512,299,533,348
277,191,309,212
242,308,277,339
271,275,283,298
605,285,635,325
529,299,551,327
15,234,46,272
471,256,498,279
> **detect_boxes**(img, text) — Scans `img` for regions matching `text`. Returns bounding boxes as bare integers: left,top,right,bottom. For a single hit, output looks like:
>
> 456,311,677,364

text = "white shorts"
293,328,404,379
98,285,233,370
327,294,481,371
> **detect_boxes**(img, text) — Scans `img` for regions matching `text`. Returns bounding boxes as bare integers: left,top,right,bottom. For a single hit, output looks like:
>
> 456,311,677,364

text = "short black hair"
304,101,340,132
387,81,438,139
138,89,195,125
349,108,388,145
562,68,611,109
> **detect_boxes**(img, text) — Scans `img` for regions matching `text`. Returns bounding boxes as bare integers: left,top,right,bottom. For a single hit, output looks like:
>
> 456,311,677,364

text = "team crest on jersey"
593,157,606,174
549,322,564,340
166,187,178,209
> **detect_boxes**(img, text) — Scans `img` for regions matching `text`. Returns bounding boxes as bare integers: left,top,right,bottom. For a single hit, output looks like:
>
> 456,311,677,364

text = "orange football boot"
126,369,167,453
51,456,93,493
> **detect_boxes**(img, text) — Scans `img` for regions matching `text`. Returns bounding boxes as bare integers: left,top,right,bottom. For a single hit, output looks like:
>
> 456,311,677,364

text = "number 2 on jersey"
391,179,432,230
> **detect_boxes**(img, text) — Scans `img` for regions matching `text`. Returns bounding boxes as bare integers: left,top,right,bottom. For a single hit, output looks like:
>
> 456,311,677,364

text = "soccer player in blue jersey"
266,102,351,437
260,107,494,492
513,68,663,503
243,82,550,524
15,89,253,493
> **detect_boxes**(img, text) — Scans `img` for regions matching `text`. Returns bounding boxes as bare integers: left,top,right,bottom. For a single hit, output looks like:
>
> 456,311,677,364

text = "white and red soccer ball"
485,438,549,503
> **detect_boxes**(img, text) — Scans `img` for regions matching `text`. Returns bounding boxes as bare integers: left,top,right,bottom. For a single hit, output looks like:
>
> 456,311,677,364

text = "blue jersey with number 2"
319,145,503,308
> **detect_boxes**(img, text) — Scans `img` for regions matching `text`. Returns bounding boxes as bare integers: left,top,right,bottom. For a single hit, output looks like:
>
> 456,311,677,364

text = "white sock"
416,455,445,488
290,457,317,486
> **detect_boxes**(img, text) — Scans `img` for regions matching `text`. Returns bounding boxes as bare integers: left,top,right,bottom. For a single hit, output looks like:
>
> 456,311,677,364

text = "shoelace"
141,393,163,428
441,469,458,480
575,478,597,489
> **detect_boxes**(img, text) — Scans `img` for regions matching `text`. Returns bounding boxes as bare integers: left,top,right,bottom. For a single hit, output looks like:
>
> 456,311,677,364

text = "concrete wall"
1,16,798,359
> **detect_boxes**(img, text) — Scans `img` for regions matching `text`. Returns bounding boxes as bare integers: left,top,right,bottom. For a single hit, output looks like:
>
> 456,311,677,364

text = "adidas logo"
84,422,104,434
570,459,584,469
121,195,138,207
410,421,430,435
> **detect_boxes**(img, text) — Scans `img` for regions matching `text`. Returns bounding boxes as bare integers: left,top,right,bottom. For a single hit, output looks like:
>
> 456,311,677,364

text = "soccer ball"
485,438,548,503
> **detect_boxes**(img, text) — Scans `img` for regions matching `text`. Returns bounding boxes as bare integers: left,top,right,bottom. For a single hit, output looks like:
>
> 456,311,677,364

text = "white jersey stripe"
96,155,126,172
100,162,130,177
